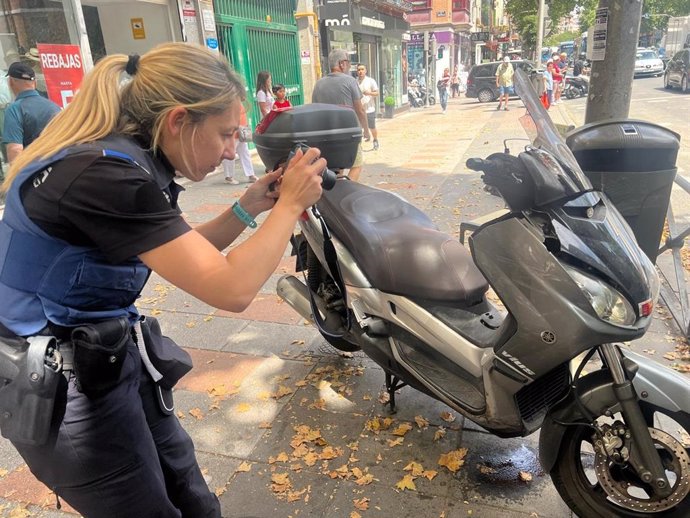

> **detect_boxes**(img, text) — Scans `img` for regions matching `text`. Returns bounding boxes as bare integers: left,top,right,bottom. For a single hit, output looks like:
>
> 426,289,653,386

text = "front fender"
539,349,690,473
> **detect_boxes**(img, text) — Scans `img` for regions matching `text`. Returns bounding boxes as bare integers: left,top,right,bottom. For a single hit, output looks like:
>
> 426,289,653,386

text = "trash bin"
566,120,680,263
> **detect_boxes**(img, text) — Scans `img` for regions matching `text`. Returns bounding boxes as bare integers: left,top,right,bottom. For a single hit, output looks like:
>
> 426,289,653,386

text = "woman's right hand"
275,147,326,215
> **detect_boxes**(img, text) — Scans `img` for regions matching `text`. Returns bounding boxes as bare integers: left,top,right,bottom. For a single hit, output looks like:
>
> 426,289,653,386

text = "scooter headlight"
564,265,636,326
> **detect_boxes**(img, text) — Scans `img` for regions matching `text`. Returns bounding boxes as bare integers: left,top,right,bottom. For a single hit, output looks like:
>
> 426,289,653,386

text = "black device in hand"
270,144,338,192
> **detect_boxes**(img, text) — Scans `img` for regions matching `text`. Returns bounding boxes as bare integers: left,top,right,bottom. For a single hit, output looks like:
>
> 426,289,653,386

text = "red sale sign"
36,43,85,108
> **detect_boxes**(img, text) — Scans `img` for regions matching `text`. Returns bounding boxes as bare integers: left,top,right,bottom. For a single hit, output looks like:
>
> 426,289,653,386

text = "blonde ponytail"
2,43,245,193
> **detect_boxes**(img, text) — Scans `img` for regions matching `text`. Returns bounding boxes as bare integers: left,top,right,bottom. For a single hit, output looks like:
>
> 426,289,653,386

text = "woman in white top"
255,70,274,118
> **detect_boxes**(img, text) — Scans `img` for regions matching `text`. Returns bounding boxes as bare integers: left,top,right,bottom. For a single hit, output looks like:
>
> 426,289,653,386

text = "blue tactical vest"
0,137,161,336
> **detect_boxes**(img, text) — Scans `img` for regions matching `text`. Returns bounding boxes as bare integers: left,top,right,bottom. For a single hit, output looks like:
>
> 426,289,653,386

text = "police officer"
0,43,325,517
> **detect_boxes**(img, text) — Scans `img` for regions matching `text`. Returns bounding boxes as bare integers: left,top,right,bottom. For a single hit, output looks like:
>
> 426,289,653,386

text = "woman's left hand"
238,169,284,216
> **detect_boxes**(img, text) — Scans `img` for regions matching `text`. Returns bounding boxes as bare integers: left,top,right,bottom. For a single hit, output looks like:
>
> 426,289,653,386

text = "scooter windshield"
513,69,592,193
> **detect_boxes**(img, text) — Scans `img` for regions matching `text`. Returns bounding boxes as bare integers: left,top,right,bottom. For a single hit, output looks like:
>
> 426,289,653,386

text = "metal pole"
535,0,545,64
65,0,94,72
424,31,429,107
585,0,643,123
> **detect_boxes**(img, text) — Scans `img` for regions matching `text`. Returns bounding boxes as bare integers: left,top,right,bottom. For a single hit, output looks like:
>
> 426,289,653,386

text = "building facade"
317,0,411,109
407,0,471,89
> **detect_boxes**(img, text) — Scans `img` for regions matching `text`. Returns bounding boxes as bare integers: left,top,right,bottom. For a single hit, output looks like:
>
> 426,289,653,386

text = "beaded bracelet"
231,201,257,228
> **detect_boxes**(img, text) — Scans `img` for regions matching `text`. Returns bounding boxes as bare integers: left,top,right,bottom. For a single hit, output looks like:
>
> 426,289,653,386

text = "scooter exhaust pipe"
277,274,320,324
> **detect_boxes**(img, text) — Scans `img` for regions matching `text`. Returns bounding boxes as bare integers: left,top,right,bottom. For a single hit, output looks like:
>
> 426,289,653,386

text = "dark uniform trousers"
12,341,221,518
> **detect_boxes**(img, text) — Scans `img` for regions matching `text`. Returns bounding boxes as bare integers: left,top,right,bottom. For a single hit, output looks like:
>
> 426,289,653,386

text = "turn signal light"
639,299,653,317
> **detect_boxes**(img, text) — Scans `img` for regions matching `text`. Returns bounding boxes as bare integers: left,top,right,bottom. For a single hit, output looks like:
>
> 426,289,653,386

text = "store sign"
361,16,385,30
324,14,351,27
131,18,146,40
470,32,490,42
36,43,84,108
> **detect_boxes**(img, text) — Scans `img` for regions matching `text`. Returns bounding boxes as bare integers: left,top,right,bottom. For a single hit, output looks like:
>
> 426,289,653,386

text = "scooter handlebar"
466,157,500,175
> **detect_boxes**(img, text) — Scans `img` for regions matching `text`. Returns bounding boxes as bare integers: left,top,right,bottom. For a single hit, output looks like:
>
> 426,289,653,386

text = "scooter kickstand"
384,373,408,414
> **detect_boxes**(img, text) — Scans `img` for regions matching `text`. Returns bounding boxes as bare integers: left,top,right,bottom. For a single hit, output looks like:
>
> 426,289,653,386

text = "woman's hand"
275,147,326,215
238,169,284,216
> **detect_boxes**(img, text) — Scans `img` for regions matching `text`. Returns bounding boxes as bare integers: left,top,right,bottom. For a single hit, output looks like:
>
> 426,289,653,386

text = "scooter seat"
317,180,488,305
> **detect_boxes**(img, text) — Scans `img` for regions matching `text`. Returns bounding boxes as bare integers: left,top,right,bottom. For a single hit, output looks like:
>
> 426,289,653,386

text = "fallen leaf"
438,448,468,473
269,452,289,464
434,427,447,442
355,473,374,486
519,471,533,482
422,470,438,480
440,411,456,423
353,497,370,511
185,321,196,328
272,385,294,399
404,461,424,477
378,392,391,404
214,486,226,497
415,415,430,429
319,446,341,460
236,461,252,472
235,403,251,413
395,474,417,491
303,452,319,466
189,408,204,420
477,463,497,474
258,422,273,429
391,423,413,437
387,437,404,447
291,339,306,345
351,513,362,518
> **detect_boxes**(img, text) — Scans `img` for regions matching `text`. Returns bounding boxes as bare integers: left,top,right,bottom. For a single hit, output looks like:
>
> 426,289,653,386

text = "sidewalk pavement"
0,96,688,518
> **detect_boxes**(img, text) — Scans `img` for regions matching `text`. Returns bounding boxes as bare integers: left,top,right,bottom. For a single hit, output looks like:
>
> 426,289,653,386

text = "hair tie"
126,54,140,76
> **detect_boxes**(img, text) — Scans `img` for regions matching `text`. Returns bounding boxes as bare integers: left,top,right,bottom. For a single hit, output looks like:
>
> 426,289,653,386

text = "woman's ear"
165,107,188,137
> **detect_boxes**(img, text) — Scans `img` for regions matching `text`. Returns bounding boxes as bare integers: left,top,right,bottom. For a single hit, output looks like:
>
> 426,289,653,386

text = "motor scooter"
259,70,690,517
564,75,589,99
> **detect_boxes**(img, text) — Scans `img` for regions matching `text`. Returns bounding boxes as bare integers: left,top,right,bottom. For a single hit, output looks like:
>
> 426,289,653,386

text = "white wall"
96,2,174,55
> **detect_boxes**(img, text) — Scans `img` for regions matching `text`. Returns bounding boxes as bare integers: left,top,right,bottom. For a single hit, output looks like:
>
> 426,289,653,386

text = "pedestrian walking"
543,60,555,108
223,104,257,184
495,56,515,111
255,70,274,118
356,63,380,150
0,43,324,518
437,67,451,113
312,48,370,181
450,66,460,98
2,62,60,164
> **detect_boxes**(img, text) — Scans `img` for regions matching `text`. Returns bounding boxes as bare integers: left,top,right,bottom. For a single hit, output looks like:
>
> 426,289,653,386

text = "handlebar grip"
466,158,487,172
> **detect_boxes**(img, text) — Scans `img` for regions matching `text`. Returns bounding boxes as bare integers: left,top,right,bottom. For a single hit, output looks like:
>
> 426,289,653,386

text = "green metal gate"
214,0,303,131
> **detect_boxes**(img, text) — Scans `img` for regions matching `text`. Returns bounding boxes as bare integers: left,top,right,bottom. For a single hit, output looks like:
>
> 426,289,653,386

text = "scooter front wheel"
550,404,690,517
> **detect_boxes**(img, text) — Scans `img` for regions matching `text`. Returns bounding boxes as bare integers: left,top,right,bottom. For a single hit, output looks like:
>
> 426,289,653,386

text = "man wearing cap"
3,62,60,164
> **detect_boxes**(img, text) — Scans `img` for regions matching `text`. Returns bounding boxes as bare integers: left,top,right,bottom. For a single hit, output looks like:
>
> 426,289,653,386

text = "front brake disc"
594,428,690,512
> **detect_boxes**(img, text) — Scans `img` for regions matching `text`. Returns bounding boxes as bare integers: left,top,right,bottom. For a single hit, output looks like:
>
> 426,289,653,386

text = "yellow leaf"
203,315,213,322
422,470,438,480
414,415,430,428
434,427,447,441
438,448,468,473
404,461,424,477
0,468,8,477
185,321,196,328
391,423,413,436
351,513,362,518
303,452,319,466
319,446,340,460
189,407,204,420
440,411,456,423
387,437,404,447
519,471,533,482
395,474,417,491
355,473,374,486
214,486,226,497
273,385,294,399
236,461,252,472
235,402,251,413
271,472,290,485
151,309,162,316
353,497,370,510
258,421,273,429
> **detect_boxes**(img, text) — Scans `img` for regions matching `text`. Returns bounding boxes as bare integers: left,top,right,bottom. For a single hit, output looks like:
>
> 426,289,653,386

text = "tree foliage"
506,0,690,51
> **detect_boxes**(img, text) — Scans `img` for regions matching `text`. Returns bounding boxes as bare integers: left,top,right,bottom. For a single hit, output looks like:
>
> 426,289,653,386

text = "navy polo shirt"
2,90,60,147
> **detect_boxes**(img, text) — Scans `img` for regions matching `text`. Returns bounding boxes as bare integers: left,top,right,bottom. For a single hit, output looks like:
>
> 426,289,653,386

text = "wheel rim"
478,89,493,103
564,407,690,515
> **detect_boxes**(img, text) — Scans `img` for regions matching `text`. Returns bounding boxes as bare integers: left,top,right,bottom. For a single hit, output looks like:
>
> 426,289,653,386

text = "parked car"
466,60,536,103
634,49,664,77
664,49,690,92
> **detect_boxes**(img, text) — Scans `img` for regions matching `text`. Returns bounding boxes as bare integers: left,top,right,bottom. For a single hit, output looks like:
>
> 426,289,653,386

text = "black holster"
0,329,63,446
71,317,130,395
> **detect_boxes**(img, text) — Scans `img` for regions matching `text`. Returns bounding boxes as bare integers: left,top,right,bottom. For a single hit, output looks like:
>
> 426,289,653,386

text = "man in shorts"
312,49,370,181
495,56,514,111
357,64,379,150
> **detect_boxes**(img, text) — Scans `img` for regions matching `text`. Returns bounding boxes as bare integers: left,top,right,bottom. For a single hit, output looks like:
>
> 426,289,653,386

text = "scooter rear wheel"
550,404,690,517
306,248,360,353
